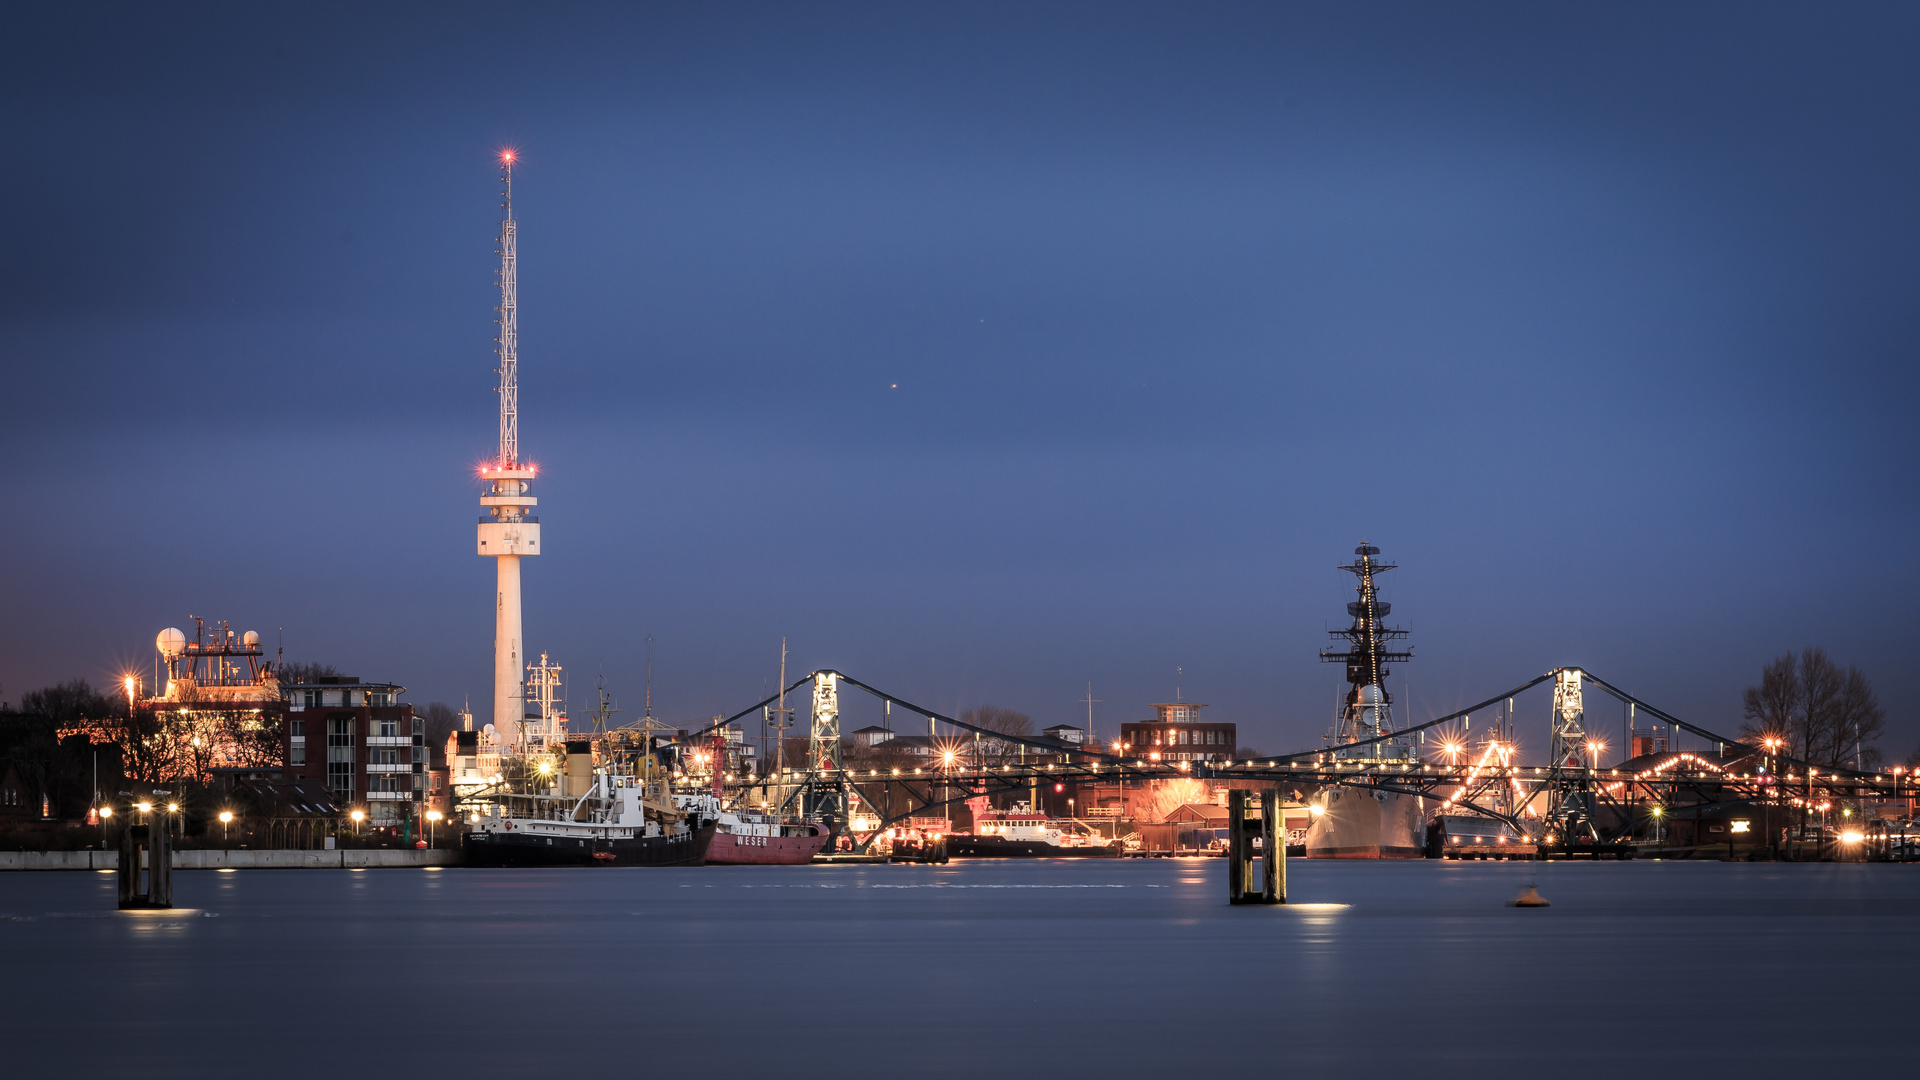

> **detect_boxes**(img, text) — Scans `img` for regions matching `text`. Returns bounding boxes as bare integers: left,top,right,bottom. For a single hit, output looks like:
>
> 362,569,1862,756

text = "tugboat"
948,804,1123,857
1304,543,1428,859
463,743,715,867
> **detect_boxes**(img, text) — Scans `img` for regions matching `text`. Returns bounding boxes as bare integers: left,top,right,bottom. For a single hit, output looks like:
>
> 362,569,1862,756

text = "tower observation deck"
477,151,540,734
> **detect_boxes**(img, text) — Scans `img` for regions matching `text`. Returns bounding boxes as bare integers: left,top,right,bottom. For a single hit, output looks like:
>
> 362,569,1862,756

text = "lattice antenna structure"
496,153,518,464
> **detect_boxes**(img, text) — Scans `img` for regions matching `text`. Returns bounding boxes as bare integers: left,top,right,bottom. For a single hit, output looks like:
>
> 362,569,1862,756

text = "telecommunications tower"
476,150,540,736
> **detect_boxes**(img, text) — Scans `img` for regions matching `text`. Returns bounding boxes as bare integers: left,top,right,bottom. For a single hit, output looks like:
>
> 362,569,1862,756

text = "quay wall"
0,849,463,871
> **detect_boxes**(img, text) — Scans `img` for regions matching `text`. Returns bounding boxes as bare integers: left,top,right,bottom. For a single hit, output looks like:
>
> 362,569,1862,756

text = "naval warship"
1304,543,1428,859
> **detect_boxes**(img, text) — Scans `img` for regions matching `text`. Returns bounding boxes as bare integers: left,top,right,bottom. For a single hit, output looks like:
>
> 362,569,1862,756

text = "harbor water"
2,858,1912,1076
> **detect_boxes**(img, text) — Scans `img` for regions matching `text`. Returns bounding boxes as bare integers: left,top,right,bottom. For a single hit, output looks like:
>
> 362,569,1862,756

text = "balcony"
366,735,411,746
366,763,412,773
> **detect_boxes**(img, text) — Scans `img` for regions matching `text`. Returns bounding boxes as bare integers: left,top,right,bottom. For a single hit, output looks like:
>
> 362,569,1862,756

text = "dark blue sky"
4,3,1916,760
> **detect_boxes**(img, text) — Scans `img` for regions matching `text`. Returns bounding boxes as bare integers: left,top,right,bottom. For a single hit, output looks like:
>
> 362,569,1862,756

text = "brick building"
1119,702,1237,763
283,676,423,826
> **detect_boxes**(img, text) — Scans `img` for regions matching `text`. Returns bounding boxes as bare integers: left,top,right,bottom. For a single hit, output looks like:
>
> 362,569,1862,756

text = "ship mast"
1320,543,1413,753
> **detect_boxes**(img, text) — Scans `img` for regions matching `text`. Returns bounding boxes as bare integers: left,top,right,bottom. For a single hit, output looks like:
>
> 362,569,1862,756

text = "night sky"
4,4,1916,760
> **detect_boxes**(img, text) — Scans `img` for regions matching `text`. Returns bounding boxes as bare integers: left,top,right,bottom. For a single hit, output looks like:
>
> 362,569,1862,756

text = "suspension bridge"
688,666,1911,856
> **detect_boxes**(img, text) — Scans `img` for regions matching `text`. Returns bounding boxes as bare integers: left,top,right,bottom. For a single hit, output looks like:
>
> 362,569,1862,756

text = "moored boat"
464,740,717,867
464,818,716,867
675,794,830,865
949,806,1122,857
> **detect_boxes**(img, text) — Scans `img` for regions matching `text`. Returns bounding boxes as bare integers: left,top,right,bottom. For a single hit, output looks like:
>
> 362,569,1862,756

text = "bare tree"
213,703,287,771
277,662,340,686
960,705,1031,766
1831,666,1885,770
1740,648,1885,771
421,703,461,767
1739,652,1800,745
20,679,118,729
1798,647,1843,768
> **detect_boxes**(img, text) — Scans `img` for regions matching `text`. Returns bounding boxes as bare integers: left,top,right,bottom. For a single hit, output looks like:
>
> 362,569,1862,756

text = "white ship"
1304,543,1428,859
464,740,715,867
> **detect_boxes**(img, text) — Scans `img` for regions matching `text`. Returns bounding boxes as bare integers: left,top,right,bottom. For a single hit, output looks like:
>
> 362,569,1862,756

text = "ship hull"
947,835,1122,858
706,827,831,865
462,823,716,867
1304,787,1427,859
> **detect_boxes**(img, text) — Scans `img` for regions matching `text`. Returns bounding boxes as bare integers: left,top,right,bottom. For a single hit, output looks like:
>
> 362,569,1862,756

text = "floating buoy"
1508,885,1550,907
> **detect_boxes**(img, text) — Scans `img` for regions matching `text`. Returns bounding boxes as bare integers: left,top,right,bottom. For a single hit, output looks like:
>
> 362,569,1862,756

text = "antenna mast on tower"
497,154,518,465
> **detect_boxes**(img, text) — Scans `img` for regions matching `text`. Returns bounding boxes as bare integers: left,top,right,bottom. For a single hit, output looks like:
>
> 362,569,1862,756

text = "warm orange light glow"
500,149,516,164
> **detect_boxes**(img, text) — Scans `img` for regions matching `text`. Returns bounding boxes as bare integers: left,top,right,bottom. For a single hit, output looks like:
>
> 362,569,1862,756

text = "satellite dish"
242,630,261,649
156,628,188,657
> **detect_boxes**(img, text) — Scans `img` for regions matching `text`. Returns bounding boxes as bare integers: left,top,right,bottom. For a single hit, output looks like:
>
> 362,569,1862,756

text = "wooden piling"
1229,789,1284,905
148,812,172,908
1227,790,1248,902
116,812,173,910
1261,789,1285,904
116,820,139,908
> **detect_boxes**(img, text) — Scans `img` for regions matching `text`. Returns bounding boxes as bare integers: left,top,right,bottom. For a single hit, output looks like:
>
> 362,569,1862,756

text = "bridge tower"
1546,668,1598,842
806,672,847,827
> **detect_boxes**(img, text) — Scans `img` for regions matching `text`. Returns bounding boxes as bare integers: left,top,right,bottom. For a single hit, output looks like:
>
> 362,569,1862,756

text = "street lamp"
351,809,365,837
218,810,233,845
425,809,443,847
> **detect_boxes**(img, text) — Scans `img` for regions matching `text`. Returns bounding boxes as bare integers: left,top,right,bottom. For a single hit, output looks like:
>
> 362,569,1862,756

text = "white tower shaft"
478,152,540,735
495,554,523,739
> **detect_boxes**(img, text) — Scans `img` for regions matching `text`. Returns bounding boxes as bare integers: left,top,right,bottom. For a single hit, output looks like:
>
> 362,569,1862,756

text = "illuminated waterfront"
3,859,1913,1075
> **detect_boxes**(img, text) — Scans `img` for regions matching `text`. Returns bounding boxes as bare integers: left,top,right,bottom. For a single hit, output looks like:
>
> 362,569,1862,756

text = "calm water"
2,858,1912,1076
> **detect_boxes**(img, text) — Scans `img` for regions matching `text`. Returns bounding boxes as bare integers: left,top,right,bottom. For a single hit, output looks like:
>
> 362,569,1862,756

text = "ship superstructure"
1306,543,1427,857
1319,543,1414,761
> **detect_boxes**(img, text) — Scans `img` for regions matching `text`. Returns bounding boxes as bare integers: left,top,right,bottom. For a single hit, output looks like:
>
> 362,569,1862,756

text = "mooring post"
1262,789,1285,904
1227,789,1248,903
149,811,172,908
116,817,139,908
116,809,173,911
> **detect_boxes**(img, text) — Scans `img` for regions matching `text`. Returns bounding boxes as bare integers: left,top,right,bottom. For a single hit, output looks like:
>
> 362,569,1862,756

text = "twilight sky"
3,3,1916,761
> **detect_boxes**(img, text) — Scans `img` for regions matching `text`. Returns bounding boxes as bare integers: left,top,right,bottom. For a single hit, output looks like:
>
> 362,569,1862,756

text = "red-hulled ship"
673,794,831,865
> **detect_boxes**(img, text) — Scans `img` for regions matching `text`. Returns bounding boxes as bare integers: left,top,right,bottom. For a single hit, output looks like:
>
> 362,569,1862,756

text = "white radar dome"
242,630,261,649
156,627,188,657
1356,684,1385,706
